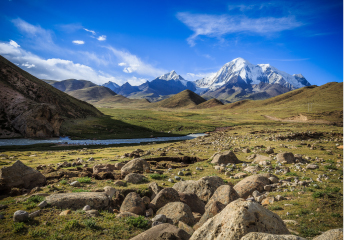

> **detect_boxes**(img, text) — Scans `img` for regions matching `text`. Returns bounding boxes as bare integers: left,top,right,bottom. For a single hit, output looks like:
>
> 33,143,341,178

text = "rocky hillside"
0,55,102,138
67,86,117,103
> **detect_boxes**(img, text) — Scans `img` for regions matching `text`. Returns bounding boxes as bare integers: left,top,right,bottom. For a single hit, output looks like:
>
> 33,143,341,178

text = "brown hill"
151,90,206,108
95,95,150,108
0,55,102,138
193,98,224,109
67,86,117,103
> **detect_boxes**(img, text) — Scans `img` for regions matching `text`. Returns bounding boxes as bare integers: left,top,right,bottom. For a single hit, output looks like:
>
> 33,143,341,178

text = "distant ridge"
193,98,224,109
151,90,206,108
67,86,117,103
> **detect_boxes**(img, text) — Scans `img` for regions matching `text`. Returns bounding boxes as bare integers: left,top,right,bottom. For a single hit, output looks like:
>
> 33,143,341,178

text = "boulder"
151,188,180,211
148,182,162,200
156,202,195,225
104,186,117,198
121,158,150,175
114,180,127,187
234,174,277,199
205,185,239,210
179,192,205,214
115,162,126,170
241,232,306,240
244,165,261,173
312,228,343,240
178,221,195,236
124,173,146,184
306,164,319,170
0,160,46,190
211,151,241,165
173,176,225,202
120,192,145,215
130,223,190,240
194,201,225,230
46,192,109,210
276,153,295,164
13,210,29,222
190,199,290,240
93,164,116,175
252,155,271,165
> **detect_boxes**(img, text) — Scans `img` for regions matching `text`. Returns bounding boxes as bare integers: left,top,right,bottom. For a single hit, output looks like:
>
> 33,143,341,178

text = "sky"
0,0,342,86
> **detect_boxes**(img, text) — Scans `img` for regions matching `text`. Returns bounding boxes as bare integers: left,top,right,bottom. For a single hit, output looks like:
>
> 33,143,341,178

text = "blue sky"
0,0,342,86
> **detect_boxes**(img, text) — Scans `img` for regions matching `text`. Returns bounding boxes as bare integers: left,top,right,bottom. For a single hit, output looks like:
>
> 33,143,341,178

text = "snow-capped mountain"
195,58,310,92
157,70,192,87
102,81,120,92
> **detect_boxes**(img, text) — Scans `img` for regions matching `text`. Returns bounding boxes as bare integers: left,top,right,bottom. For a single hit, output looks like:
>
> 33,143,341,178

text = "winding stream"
0,133,207,146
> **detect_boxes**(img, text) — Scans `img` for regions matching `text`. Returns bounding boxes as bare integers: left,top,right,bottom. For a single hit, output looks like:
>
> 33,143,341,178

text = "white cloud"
118,62,126,66
22,62,35,68
97,35,106,41
126,76,148,86
176,12,302,46
9,40,20,48
0,40,119,85
72,40,85,45
107,46,166,77
84,28,96,35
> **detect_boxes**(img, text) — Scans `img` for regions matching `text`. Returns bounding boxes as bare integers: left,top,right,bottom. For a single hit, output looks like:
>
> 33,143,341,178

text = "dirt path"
263,114,331,124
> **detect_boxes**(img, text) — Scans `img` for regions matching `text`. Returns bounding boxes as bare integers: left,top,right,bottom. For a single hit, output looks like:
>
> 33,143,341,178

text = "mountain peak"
158,70,185,81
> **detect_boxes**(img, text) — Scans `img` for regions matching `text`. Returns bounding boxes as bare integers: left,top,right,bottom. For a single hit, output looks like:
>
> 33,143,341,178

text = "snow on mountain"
102,81,120,92
195,58,310,92
156,70,191,87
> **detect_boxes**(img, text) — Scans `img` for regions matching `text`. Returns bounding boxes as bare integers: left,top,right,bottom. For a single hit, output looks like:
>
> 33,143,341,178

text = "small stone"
275,195,285,201
104,186,116,198
261,197,275,206
168,178,175,183
70,181,81,187
174,176,181,181
146,208,154,217
38,201,48,209
86,210,99,217
152,214,167,223
83,205,91,211
13,210,29,222
178,171,184,176
29,210,41,218
60,210,72,216
142,196,150,205
264,185,272,191
114,180,127,187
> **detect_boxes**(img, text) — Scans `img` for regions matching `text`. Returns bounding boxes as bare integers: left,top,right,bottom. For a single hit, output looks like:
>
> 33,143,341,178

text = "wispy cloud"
83,28,96,35
22,62,35,68
107,46,166,77
56,23,83,33
176,12,302,46
9,40,20,48
259,58,310,62
186,72,216,81
72,40,85,45
97,35,106,41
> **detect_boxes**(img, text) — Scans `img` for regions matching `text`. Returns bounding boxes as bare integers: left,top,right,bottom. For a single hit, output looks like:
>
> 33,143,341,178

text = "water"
0,133,207,147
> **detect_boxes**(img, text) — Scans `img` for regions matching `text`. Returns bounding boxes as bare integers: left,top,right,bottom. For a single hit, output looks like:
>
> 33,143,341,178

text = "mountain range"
99,58,311,103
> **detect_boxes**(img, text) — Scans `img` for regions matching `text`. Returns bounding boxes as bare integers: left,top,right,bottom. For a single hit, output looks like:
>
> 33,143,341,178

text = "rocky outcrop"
211,151,241,165
150,188,180,211
312,228,343,240
179,192,205,214
121,158,150,175
0,55,102,138
205,185,239,210
0,160,46,191
193,201,225,230
46,192,109,210
241,233,306,240
276,153,295,164
156,202,195,225
190,199,290,240
234,174,276,199
173,176,225,202
131,223,190,240
124,173,146,184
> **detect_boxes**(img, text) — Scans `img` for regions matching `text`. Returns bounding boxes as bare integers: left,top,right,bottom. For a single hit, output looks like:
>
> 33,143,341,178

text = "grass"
77,177,92,183
72,189,90,192
125,216,149,229
83,219,99,230
64,220,82,231
13,222,26,233
149,174,167,180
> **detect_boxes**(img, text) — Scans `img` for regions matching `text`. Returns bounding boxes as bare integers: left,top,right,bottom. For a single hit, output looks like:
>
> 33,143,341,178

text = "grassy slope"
150,90,206,108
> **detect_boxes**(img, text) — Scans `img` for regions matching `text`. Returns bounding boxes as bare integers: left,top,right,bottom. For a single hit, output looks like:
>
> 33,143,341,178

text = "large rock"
151,188,180,211
93,164,116,175
234,174,277,199
252,155,271,165
156,202,195,225
241,233,306,240
46,192,109,210
194,201,225,230
0,160,46,191
121,158,150,175
130,223,190,240
124,173,146,184
205,185,239,210
190,198,290,240
179,192,205,214
276,153,295,164
120,192,145,215
211,151,241,165
13,210,29,222
173,176,225,202
312,228,343,240
148,182,162,200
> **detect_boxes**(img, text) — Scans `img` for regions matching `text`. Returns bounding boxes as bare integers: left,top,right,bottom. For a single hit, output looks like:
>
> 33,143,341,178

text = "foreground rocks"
241,233,306,240
190,198,290,240
46,192,109,210
0,160,46,191
150,188,180,210
173,176,225,202
205,185,239,210
234,174,277,199
156,202,195,225
211,151,241,165
121,158,150,175
120,192,145,215
131,223,190,240
312,228,343,240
